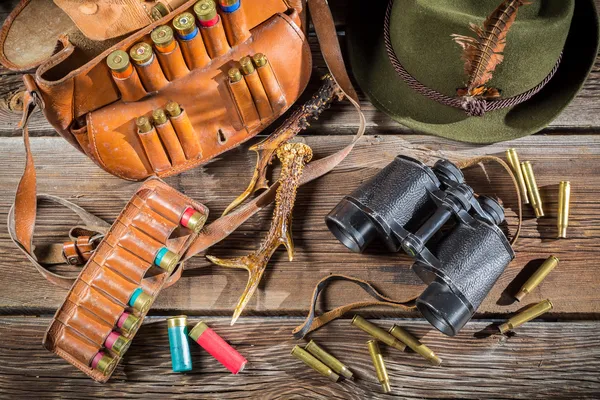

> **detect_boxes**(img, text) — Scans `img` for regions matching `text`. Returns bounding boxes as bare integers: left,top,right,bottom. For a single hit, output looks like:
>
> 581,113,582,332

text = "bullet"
180,207,207,233
152,108,168,125
252,53,268,68
351,315,406,352
136,116,153,133
305,340,353,379
506,149,529,204
498,299,553,334
367,340,391,394
117,311,141,335
388,325,441,366
165,101,182,118
130,42,154,66
521,161,544,218
557,181,571,238
107,50,133,79
154,247,180,273
239,56,255,75
228,67,242,83
91,351,116,375
104,331,131,356
128,288,152,313
291,345,339,382
514,256,559,302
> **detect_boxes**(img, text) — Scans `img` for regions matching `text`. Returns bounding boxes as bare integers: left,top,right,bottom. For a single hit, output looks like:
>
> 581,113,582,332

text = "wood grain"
1,135,598,318
1,316,599,399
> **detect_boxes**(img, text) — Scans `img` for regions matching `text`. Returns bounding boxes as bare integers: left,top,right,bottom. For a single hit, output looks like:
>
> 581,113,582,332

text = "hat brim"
347,0,599,143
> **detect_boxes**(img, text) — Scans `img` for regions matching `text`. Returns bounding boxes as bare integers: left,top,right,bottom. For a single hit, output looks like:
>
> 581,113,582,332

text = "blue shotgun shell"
167,316,193,372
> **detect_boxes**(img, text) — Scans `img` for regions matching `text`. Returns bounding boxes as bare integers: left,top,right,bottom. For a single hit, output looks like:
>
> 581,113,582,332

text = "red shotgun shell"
188,321,247,374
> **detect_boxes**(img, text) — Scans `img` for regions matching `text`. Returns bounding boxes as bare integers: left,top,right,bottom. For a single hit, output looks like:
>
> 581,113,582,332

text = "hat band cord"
383,0,562,117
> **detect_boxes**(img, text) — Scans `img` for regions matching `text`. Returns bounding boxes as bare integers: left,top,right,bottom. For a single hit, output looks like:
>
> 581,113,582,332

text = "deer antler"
207,142,313,325
221,74,344,216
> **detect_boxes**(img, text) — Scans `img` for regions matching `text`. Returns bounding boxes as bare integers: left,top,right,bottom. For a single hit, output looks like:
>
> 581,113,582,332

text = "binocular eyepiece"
326,156,514,336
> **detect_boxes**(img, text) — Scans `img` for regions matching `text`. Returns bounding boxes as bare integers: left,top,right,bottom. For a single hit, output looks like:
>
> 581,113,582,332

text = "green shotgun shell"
136,116,153,133
305,340,353,379
106,50,131,73
152,108,168,125
129,288,152,313
165,101,182,117
291,345,340,382
367,340,391,394
499,299,554,334
228,67,242,83
351,315,406,352
130,42,154,65
252,53,268,68
388,325,441,366
194,0,218,21
154,247,180,273
515,256,559,302
239,56,255,75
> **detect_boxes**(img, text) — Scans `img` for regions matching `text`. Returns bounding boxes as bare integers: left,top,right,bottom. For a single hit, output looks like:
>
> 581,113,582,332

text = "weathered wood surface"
1,317,599,399
1,134,599,317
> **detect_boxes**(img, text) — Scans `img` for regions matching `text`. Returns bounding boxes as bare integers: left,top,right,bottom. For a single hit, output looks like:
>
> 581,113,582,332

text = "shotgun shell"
557,181,571,238
167,316,193,372
189,321,248,374
91,351,116,375
130,42,154,66
367,340,391,394
136,116,153,133
515,256,559,302
305,340,353,379
151,2,169,21
107,50,133,79
194,0,219,27
152,108,168,125
165,100,182,118
151,25,177,53
104,331,131,356
154,247,180,273
506,149,530,204
291,345,340,382
128,288,152,313
218,0,241,13
239,56,255,75
180,207,207,233
351,315,406,352
228,67,242,83
388,325,441,366
252,53,268,68
173,12,199,40
117,312,141,335
521,161,544,218
498,299,553,334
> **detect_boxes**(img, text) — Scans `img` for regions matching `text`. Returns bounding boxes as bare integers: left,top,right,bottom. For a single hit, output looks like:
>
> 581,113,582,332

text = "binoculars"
326,156,514,336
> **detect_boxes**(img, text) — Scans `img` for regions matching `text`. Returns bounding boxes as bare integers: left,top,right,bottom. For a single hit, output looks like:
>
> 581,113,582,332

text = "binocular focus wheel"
433,159,464,184
479,196,505,225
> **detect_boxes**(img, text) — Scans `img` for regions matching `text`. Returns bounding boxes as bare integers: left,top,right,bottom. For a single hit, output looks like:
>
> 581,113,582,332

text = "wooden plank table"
1,1,599,398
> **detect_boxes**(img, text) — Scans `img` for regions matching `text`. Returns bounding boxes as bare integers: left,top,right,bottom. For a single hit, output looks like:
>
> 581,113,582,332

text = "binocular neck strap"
292,274,417,339
456,155,522,246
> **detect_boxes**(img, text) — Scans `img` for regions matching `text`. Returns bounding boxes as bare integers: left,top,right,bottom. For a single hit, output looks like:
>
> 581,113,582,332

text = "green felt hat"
347,0,599,143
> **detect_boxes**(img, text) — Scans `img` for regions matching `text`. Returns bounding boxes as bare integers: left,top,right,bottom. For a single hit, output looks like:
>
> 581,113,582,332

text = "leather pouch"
43,178,208,382
0,0,309,181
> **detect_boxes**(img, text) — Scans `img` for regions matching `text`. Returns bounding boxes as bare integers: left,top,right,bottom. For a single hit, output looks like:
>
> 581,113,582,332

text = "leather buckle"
62,235,101,266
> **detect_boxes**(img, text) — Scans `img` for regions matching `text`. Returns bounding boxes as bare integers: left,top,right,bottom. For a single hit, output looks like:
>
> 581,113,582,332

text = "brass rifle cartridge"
521,161,544,218
152,109,168,125
515,256,559,302
557,181,571,238
239,56,255,75
367,340,391,394
305,340,353,379
351,315,406,352
252,53,268,68
291,345,340,382
136,116,153,133
506,149,530,204
388,325,441,366
165,101,182,118
498,299,553,334
228,67,243,83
